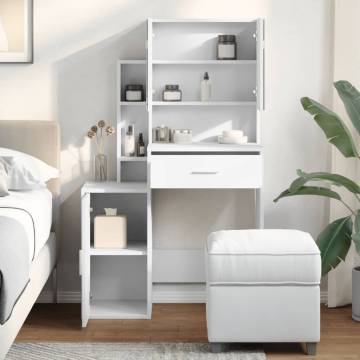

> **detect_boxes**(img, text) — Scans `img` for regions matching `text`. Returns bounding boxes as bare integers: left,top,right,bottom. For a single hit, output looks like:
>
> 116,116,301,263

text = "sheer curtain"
328,0,360,307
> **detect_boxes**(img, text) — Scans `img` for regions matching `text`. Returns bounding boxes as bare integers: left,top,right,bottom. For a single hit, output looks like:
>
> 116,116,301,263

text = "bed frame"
0,120,60,359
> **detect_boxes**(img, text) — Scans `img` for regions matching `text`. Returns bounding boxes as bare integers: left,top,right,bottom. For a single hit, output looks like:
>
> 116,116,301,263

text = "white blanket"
0,188,52,262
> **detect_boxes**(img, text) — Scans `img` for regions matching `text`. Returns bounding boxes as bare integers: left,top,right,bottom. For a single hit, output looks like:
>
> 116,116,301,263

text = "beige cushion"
0,121,60,197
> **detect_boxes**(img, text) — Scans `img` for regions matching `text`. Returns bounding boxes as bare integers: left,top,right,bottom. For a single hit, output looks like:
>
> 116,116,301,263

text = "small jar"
153,126,170,143
125,84,144,101
172,129,192,144
163,85,182,102
217,35,237,60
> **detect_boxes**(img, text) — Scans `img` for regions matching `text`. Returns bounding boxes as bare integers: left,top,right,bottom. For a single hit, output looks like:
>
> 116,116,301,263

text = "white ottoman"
205,229,321,355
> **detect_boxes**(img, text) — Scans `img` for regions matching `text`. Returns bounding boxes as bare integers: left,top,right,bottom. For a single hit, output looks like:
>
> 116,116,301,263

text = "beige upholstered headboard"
0,120,60,197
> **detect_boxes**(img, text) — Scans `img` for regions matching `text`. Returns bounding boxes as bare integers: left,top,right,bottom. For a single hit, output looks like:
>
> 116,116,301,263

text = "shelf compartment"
90,256,148,319
152,105,257,143
119,62,146,102
152,101,255,106
90,242,147,256
152,21,257,62
90,300,148,319
152,63,256,102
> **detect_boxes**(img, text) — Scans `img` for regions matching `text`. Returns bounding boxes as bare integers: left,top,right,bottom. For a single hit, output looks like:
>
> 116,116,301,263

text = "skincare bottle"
124,124,135,156
137,133,145,157
201,72,211,101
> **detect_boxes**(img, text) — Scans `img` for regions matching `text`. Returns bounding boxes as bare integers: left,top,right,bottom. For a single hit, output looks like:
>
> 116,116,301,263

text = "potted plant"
274,80,360,320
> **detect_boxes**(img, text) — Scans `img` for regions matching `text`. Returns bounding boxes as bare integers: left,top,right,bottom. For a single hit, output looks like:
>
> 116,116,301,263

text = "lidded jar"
163,84,182,102
125,84,144,101
217,35,237,60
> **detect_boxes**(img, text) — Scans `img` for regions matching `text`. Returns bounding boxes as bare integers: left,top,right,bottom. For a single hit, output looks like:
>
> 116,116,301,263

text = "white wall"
0,0,333,293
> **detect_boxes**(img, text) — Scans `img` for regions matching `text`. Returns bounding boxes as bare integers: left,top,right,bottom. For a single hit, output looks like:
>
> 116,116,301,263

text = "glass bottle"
137,133,146,157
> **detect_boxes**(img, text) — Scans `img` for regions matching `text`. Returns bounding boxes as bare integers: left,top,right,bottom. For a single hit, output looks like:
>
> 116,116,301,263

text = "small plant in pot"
274,80,360,321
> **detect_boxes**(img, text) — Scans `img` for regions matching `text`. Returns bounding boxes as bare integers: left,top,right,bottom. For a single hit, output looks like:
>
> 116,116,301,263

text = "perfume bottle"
200,72,211,101
124,125,135,156
137,133,145,157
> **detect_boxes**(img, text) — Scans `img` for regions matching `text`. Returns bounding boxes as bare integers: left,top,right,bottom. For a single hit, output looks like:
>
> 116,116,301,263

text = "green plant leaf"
353,210,360,255
301,97,359,158
317,216,353,276
289,170,360,194
334,80,360,135
274,186,342,203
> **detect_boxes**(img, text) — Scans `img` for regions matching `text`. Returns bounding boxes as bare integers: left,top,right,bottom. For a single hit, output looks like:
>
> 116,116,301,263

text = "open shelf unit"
116,60,148,183
81,182,151,325
148,18,264,147
82,18,264,326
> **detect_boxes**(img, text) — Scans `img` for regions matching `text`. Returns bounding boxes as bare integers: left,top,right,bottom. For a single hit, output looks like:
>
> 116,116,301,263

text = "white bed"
0,188,53,262
0,120,59,360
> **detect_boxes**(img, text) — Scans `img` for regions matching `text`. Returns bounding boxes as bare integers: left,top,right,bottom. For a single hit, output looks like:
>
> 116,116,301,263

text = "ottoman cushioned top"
206,229,321,285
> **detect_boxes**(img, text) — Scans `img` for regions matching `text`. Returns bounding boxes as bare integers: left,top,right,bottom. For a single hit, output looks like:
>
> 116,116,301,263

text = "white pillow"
0,160,9,196
0,148,59,190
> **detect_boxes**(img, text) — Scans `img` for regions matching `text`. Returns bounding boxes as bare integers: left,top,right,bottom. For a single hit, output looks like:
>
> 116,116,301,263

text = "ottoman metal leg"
210,343,228,353
305,342,317,355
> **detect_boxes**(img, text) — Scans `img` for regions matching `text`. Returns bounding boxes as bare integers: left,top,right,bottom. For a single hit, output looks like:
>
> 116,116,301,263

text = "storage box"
94,215,127,249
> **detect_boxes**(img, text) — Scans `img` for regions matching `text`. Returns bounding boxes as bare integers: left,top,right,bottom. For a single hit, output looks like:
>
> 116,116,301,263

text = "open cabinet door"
256,18,265,111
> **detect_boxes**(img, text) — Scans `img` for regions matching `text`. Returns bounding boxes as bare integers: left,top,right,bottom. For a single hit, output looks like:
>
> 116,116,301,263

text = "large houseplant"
274,81,360,319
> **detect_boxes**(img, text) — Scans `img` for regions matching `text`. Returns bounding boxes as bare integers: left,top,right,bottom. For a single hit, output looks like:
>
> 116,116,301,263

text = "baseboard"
320,290,328,304
37,289,329,304
152,291,206,303
37,290,81,303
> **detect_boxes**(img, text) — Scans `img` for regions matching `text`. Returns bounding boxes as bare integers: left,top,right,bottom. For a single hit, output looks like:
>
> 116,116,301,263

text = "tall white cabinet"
81,18,264,326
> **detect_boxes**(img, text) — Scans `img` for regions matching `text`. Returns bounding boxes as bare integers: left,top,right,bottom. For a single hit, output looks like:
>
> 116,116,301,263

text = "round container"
217,35,237,60
163,84,182,102
125,84,144,101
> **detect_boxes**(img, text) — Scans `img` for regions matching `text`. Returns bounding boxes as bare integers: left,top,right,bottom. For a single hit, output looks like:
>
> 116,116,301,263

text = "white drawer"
150,155,262,189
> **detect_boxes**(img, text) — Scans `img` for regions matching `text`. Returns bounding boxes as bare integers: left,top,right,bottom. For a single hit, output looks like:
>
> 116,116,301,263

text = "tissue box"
94,215,127,249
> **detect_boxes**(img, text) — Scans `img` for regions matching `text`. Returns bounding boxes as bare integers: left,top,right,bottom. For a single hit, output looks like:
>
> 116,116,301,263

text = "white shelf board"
82,181,147,194
119,101,146,106
120,156,147,162
90,300,148,319
151,18,257,23
90,243,147,256
152,101,256,106
117,59,146,64
152,60,256,65
150,142,262,153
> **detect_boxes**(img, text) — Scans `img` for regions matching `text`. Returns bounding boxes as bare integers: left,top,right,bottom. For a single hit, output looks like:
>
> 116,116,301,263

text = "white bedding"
0,188,52,262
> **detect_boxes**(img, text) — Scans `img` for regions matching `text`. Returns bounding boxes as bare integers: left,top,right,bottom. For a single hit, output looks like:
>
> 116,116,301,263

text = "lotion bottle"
124,124,135,156
200,72,211,101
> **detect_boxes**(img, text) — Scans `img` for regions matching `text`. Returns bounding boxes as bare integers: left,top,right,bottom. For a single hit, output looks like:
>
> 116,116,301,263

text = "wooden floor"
16,304,360,359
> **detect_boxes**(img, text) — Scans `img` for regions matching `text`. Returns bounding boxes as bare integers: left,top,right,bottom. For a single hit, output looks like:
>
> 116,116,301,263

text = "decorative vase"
353,266,360,321
94,153,107,182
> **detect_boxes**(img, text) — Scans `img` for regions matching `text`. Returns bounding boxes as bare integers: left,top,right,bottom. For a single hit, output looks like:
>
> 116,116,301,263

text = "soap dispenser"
200,72,211,101
124,124,135,156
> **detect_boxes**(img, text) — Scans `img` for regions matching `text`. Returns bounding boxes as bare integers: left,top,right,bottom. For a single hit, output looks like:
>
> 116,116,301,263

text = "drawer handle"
190,171,219,175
